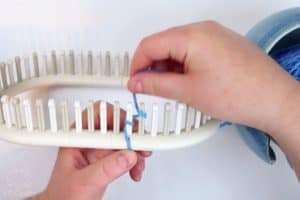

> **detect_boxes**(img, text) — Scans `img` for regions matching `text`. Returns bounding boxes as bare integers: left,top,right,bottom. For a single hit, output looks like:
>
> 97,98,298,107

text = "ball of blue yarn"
271,43,300,80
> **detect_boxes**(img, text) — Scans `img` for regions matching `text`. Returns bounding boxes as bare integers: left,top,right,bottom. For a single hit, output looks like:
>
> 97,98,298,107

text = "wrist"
269,82,300,139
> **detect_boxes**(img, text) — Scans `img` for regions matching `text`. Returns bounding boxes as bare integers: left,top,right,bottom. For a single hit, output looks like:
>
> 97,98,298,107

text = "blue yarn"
219,121,232,128
133,93,147,119
123,120,133,150
271,43,300,81
123,93,147,150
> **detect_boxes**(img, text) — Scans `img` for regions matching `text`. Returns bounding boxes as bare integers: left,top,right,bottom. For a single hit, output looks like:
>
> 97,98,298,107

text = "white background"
0,0,299,199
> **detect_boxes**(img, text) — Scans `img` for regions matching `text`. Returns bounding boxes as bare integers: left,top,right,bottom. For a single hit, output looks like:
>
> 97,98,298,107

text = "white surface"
0,0,299,199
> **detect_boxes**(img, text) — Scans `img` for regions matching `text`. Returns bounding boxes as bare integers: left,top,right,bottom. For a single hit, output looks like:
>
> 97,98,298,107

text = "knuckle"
138,36,151,50
201,20,220,28
166,26,189,38
185,20,222,43
189,20,221,36
99,162,112,180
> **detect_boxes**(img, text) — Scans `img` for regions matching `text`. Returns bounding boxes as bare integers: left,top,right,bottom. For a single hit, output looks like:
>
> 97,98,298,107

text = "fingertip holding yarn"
123,68,154,150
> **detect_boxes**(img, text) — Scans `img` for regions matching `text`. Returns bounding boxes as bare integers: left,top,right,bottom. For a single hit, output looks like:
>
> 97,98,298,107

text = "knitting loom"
0,50,219,150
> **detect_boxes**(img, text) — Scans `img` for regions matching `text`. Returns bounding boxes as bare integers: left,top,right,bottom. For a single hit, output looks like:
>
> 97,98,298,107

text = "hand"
127,21,300,135
128,21,300,178
28,101,152,200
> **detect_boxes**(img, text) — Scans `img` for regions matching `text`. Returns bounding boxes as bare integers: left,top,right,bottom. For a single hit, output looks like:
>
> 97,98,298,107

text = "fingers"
130,27,189,76
56,148,90,171
128,72,191,102
138,151,152,157
130,154,145,182
129,26,192,100
129,151,152,182
84,149,151,182
84,149,115,163
78,150,138,188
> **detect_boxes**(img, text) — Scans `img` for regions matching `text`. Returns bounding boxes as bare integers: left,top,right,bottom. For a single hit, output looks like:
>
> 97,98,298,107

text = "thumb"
128,72,190,102
78,150,138,188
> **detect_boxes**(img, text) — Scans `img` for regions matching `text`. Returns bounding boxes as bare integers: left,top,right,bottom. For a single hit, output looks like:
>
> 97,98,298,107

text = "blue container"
237,7,300,164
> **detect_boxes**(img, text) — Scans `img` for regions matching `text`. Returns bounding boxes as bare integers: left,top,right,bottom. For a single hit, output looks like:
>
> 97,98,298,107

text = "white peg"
185,106,194,132
105,51,111,76
1,96,11,128
74,101,82,133
151,103,159,136
123,52,129,76
6,61,14,85
32,52,40,77
0,101,4,124
11,97,22,129
60,101,69,132
77,52,84,75
194,110,202,128
69,50,75,75
0,63,8,89
175,103,185,135
87,51,93,75
100,101,107,134
125,103,133,135
163,103,171,135
138,102,145,135
24,56,31,79
60,51,66,74
42,54,49,75
113,101,120,134
51,50,58,74
36,99,45,131
96,52,103,76
23,99,33,131
113,55,121,76
15,56,22,82
87,100,94,132
48,99,57,132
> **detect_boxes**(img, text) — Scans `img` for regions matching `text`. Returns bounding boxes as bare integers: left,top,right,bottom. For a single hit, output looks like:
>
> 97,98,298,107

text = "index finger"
130,26,189,76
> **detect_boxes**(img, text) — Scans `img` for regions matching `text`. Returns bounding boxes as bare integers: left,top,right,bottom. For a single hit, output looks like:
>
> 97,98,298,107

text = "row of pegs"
0,96,211,136
0,50,130,90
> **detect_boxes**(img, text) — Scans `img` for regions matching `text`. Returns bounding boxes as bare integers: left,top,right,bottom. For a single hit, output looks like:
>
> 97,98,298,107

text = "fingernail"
117,155,130,169
135,174,142,182
142,151,152,157
87,154,97,164
135,81,143,93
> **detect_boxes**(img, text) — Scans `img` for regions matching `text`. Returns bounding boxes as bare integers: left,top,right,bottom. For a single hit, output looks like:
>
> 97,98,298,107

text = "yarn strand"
123,93,147,150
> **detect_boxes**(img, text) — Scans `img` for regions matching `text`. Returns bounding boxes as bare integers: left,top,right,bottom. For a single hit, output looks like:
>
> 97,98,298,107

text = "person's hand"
28,101,151,200
127,21,300,135
127,21,300,177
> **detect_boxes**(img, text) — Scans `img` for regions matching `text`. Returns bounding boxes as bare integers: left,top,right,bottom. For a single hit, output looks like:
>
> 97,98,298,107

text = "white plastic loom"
0,50,219,150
